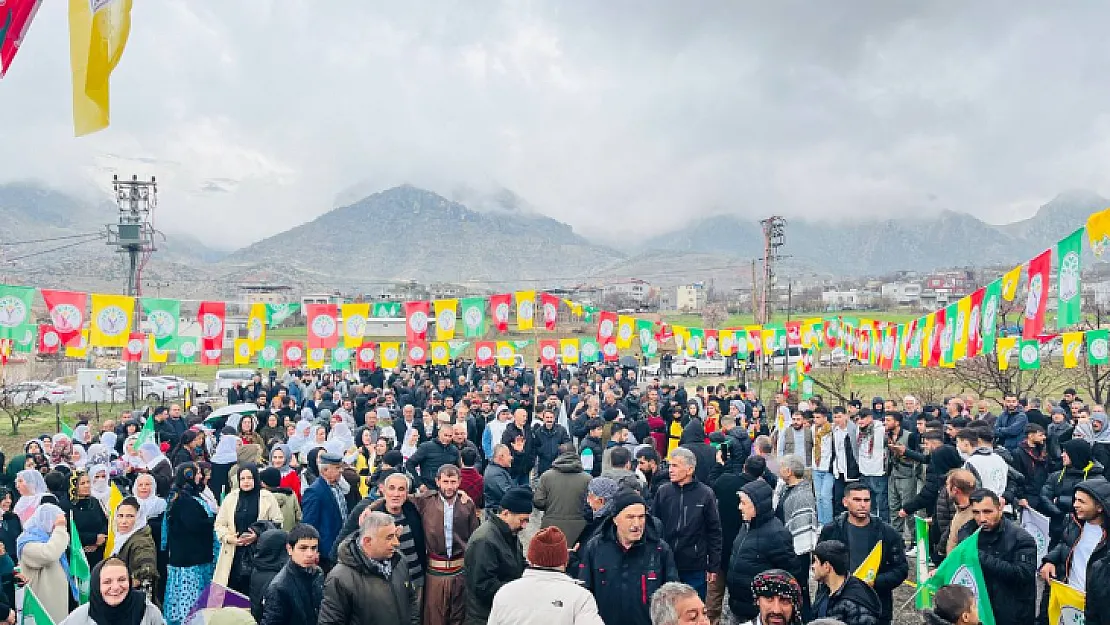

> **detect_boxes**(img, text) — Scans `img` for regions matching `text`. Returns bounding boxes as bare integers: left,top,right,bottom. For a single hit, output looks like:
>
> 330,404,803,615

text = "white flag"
1021,506,1051,564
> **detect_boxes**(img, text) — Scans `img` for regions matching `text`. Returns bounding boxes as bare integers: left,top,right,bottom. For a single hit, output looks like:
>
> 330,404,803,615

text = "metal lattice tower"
758,216,787,324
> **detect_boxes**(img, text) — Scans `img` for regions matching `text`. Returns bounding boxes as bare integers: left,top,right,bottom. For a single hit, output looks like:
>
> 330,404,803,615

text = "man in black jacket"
710,454,765,624
1041,479,1110,624
1013,424,1050,511
578,491,680,625
812,539,883,625
501,409,537,486
652,447,723,601
532,407,571,475
464,487,531,625
819,483,908,625
678,421,716,484
956,488,1036,625
405,419,460,489
900,432,964,521
261,524,325,625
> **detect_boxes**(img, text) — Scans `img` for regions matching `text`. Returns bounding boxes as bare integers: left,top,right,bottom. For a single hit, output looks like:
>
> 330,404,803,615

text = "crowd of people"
0,360,1107,625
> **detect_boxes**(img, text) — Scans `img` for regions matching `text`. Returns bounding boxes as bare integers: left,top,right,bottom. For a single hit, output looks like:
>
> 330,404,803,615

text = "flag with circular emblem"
1057,227,1084,328
123,332,144,362
580,337,600,363
704,329,719,357
490,294,512,333
355,342,377,371
37,324,61,354
1023,250,1051,340
433,300,457,341
687,328,704,356
1088,330,1110,366
247,302,267,352
66,329,89,359
539,339,558,367
174,336,199,364
380,342,401,369
306,303,339,349
616,315,635,349
541,293,560,331
996,336,1017,371
201,347,222,366
1018,338,1040,370
515,291,535,332
89,293,133,347
980,279,1001,355
1062,332,1083,369
475,341,495,367
449,341,470,358
430,341,450,366
601,338,619,362
307,347,326,370
597,311,618,344
141,297,180,350
148,334,168,363
197,301,226,353
460,297,487,338
331,346,352,370
403,301,430,344
282,340,304,368
559,338,579,364
966,288,984,358
233,338,251,365
257,339,279,368
41,289,87,347
496,341,516,366
637,319,659,357
1000,265,1022,302
341,303,370,348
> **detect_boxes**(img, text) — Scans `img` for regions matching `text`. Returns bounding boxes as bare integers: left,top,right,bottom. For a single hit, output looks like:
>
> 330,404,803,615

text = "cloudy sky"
2,1,1109,249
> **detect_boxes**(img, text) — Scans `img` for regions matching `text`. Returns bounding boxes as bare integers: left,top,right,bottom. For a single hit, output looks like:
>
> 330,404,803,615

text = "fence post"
94,401,100,426
55,403,61,434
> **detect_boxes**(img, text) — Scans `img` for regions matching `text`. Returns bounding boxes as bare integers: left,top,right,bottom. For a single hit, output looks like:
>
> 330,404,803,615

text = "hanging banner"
148,335,168,363
430,341,450,366
1018,338,1041,370
953,296,970,362
0,284,33,343
123,332,144,362
175,336,198,364
616,315,635,349
341,303,370,348
41,289,86,346
233,339,252,365
306,303,339,349
720,328,735,356
560,338,579,364
705,329,719,357
66,329,89,359
37,324,60,354
448,341,470,358
601,338,619,362
495,341,515,366
1057,227,1084,328
266,302,300,327
197,301,226,352
257,339,279,369
515,291,535,331
1001,265,1022,302
282,340,304,368
997,336,1017,370
371,301,401,318
380,342,401,369
331,346,351,370
1089,330,1110,366
247,303,267,352
0,0,44,79
490,294,512,333
474,341,495,367
966,288,984,358
404,301,430,343
539,339,558,367
541,293,560,331
433,299,458,341
597,311,617,344
201,347,222,366
305,347,325,370
89,293,133,347
460,297,486,338
785,321,802,347
356,342,377,371
141,297,180,350
580,337,600,363
1023,250,1050,340
688,327,704,356
1062,332,1083,369
1088,206,1110,256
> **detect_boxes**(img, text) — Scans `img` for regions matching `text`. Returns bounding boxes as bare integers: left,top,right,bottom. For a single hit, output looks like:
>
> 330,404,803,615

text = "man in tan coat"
414,464,479,625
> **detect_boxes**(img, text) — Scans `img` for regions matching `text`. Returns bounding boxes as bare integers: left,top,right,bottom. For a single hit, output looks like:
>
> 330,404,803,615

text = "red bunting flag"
785,321,802,347
123,332,144,362
37,324,60,354
306,303,339,348
475,341,496,367
404,301,430,343
201,348,222,366
597,311,617,343
41,289,87,346
282,340,304,368
541,293,560,331
356,342,377,371
823,320,839,348
489,294,512,333
705,330,719,356
197,301,226,352
929,309,946,368
967,288,984,358
406,341,428,366
1023,250,1050,340
539,339,559,367
0,0,43,78
601,338,619,362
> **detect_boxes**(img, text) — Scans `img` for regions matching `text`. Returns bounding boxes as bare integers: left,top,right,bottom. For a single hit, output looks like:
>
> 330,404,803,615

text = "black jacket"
678,422,717,485
813,575,883,625
579,436,604,478
250,529,291,622
577,514,680,625
167,494,216,568
819,514,909,625
902,444,963,516
464,515,526,625
955,517,1037,625
532,423,571,475
1011,442,1050,509
726,480,797,621
260,557,324,625
405,439,460,489
712,471,761,573
501,422,537,480
652,479,723,573
1040,461,1105,539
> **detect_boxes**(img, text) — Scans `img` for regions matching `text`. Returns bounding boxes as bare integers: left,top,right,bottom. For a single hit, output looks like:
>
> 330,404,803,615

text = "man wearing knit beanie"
487,527,605,625
465,487,530,624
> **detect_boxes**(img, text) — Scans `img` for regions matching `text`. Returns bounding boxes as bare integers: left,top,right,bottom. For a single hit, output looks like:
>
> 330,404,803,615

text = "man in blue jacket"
995,393,1029,452
301,452,347,571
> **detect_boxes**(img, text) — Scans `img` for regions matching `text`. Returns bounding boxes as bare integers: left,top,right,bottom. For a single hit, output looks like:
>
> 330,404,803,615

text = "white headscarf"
138,442,170,471
12,469,47,523
73,424,90,446
109,500,148,557
87,464,112,501
132,473,167,520
287,420,314,454
122,434,143,469
328,423,354,453
86,443,112,467
211,435,240,464
99,431,117,452
401,428,420,460
72,445,88,470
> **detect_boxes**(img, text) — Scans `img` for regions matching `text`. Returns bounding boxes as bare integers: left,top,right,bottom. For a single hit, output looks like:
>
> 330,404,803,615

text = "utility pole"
758,216,788,324
106,175,158,405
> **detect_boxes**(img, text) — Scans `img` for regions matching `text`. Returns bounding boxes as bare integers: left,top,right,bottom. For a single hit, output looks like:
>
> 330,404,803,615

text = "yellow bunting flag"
341,303,370,348
496,341,516,366
560,338,580,363
69,0,134,136
616,316,635,349
564,299,583,317
102,482,125,555
433,300,458,341
380,342,401,369
997,336,1018,370
1048,579,1085,625
430,341,450,365
1063,332,1084,369
149,335,168,363
953,297,971,362
306,347,325,370
515,291,535,331
247,303,267,352
233,338,252,365
673,326,689,353
854,541,883,586
1088,207,1110,257
1001,265,1022,302
89,294,134,347
66,329,90,359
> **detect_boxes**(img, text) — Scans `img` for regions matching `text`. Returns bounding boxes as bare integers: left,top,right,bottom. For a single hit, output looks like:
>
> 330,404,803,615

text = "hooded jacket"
249,529,290,622
819,513,909,625
678,421,716,485
652,477,723,573
712,471,762,572
902,444,963,517
532,423,572,475
318,537,412,625
726,480,797,621
1013,441,1051,509
1084,480,1110,625
955,516,1037,625
813,574,883,625
533,452,591,547
1040,442,1104,538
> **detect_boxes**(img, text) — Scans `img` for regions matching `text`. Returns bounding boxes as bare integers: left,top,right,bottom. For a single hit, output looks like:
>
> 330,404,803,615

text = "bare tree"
702,303,728,329
948,354,1071,405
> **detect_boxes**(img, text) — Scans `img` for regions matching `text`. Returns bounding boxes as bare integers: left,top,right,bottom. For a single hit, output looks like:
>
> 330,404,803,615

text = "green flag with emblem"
331,346,351,370
258,339,280,368
1088,329,1110,366
1018,339,1041,370
266,303,301,327
580,337,600,363
0,284,34,341
459,298,486,338
448,341,470,358
173,337,198,364
1057,227,1084,328
141,297,181,349
980,279,1001,355
921,530,996,625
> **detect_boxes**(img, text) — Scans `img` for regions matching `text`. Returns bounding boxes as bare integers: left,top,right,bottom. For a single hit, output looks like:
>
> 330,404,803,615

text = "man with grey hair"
774,454,819,617
649,582,710,625
652,447,722,602
320,511,414,625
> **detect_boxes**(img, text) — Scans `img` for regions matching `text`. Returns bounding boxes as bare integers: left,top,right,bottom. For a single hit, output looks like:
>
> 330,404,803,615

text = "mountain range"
0,181,1104,296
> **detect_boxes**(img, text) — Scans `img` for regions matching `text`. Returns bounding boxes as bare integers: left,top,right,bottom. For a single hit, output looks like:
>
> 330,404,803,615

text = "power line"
3,236,104,262
0,232,105,247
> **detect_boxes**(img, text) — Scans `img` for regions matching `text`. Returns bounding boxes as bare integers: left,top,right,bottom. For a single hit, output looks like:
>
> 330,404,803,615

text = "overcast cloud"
1,1,1109,249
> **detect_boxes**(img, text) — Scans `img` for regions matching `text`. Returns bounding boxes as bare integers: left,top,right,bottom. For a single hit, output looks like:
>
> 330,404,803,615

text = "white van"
214,369,256,394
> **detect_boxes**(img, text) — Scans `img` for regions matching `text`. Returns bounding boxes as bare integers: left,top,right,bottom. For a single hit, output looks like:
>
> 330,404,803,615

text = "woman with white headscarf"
72,423,92,447
139,442,173,497
88,464,114,516
328,422,355,454
133,472,169,598
18,503,71,622
71,444,88,470
286,419,313,455
122,434,144,473
400,426,421,461
109,496,159,597
70,469,109,567
13,468,48,524
208,430,240,499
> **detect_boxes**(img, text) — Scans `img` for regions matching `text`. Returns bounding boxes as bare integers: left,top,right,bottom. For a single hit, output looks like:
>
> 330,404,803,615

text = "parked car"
7,381,77,405
818,347,862,367
157,375,209,396
214,368,256,394
652,355,728,377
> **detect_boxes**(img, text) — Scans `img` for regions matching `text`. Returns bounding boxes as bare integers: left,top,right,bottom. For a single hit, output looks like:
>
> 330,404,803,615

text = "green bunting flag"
941,303,957,364
1088,329,1110,365
460,298,486,338
448,341,470,358
922,530,995,625
258,339,280,368
906,318,924,368
60,421,74,438
580,337,600,363
914,517,931,610
800,375,813,399
141,297,180,349
512,340,532,349
174,337,198,364
635,319,657,357
69,516,91,603
1057,227,1084,328
331,346,351,370
135,415,158,447
23,583,56,624
1018,339,1041,370
687,328,704,355
0,284,34,341
980,280,1001,355
266,302,301,327
582,306,599,323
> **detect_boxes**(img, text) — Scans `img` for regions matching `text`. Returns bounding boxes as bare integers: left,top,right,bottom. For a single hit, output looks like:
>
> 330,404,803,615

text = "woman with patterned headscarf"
12,468,48,524
50,434,74,471
163,462,217,625
70,469,109,567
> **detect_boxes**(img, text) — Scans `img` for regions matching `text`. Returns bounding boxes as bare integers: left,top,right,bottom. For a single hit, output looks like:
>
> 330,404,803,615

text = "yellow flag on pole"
433,300,458,341
149,335,168,363
1047,579,1085,625
247,303,267,352
854,541,883,585
1001,265,1022,302
997,336,1018,370
1063,332,1084,369
1088,207,1110,257
233,338,252,365
102,482,125,555
560,338,580,364
953,297,971,362
66,329,90,359
69,0,133,136
430,341,450,365
89,294,134,347
380,342,401,369
341,303,370,348
515,291,535,331
616,316,635,349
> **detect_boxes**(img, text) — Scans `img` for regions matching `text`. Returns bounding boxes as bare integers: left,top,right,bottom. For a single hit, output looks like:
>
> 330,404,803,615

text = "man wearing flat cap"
302,451,349,571
464,486,531,625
